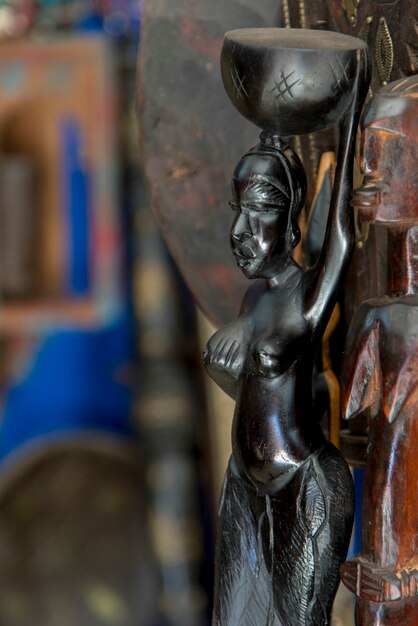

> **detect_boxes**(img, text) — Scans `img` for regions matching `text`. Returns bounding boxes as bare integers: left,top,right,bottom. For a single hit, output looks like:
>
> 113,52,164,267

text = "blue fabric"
61,119,90,296
0,315,135,460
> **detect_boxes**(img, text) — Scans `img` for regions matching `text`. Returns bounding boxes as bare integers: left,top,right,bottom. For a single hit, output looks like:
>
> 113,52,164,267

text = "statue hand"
203,337,241,376
203,323,246,383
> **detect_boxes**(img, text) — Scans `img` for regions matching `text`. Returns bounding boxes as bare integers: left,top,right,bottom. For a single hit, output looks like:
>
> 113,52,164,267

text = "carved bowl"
221,28,368,135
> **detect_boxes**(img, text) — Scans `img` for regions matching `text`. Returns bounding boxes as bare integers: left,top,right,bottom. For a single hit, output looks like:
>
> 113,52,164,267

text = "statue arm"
341,303,381,421
306,60,370,334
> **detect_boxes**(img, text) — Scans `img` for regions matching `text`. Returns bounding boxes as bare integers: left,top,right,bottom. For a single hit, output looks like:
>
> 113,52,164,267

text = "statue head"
352,75,418,224
230,132,306,279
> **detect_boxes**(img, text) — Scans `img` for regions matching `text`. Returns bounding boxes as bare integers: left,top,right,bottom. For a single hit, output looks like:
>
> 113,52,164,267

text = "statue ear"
290,220,301,249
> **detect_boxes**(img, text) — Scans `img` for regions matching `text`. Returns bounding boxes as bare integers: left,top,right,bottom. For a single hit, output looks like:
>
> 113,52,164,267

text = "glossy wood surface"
202,29,370,625
340,76,418,625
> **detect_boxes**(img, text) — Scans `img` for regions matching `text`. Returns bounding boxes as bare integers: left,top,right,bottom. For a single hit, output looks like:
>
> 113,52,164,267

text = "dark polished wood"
202,28,370,625
137,0,418,328
340,75,418,625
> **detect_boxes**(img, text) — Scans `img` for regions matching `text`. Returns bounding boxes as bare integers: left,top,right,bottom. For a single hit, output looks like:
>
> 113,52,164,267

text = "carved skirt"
212,443,354,626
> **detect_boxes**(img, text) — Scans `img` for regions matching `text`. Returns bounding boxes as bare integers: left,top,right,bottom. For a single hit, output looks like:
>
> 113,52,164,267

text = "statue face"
352,122,417,223
230,179,289,279
351,125,393,220
352,89,418,223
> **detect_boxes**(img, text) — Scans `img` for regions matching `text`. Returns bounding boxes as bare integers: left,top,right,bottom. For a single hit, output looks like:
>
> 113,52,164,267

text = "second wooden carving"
341,75,418,626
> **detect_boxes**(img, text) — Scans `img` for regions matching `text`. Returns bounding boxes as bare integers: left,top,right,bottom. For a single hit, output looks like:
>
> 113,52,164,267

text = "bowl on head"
221,28,368,136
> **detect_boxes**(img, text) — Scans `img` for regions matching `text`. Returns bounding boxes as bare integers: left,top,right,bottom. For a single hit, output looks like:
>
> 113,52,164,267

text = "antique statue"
340,76,418,625
202,28,370,625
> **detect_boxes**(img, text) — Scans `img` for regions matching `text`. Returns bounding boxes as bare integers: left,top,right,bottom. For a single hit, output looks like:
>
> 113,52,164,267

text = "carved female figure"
203,29,370,625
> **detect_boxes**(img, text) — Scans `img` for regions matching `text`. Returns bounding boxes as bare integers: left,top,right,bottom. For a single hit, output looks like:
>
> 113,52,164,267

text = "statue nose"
231,232,252,247
231,213,251,241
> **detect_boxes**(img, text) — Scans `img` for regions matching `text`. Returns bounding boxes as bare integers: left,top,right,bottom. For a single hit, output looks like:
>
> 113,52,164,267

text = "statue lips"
351,178,388,213
232,242,258,267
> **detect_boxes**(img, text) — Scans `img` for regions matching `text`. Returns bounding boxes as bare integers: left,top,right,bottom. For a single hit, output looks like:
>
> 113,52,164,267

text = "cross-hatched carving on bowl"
221,28,369,135
329,55,352,93
230,65,249,100
271,69,300,102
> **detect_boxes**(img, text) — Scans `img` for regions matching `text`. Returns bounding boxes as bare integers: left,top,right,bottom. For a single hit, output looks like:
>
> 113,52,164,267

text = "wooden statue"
340,75,418,625
202,28,370,625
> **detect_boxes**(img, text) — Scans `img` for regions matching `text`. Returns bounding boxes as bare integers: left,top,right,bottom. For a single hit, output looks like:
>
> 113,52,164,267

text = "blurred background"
0,1,360,625
0,2,215,625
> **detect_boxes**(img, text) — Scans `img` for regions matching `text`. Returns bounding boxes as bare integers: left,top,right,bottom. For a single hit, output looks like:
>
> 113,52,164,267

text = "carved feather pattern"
300,470,326,538
358,16,373,46
215,469,279,625
375,17,394,84
214,448,353,626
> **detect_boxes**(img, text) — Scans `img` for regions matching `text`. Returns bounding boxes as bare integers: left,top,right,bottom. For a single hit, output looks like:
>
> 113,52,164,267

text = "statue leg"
269,444,354,626
213,445,354,626
212,456,281,626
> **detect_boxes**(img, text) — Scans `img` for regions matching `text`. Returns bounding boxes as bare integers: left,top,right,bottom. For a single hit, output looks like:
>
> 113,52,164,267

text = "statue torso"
207,274,327,490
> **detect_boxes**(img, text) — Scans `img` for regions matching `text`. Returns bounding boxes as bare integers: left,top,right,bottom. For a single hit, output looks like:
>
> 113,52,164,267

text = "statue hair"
234,130,307,250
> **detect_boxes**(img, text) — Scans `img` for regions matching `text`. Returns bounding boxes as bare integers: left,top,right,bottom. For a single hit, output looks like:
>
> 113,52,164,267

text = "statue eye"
242,202,284,214
229,200,286,214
